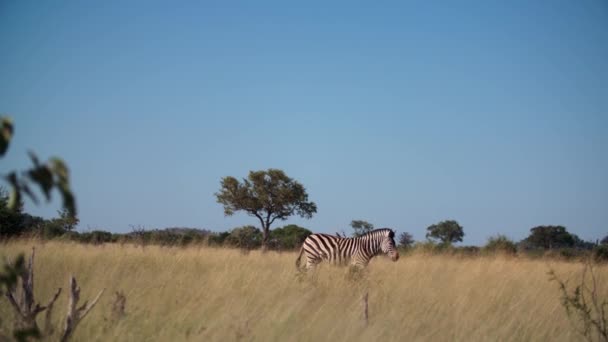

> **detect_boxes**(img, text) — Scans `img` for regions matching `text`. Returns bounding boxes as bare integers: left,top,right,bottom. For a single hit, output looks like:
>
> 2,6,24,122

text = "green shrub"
79,230,115,244
412,241,443,254
208,232,230,246
455,246,480,257
594,245,608,262
225,226,262,250
268,224,312,250
543,248,588,261
483,235,517,255
557,248,586,261
35,220,67,239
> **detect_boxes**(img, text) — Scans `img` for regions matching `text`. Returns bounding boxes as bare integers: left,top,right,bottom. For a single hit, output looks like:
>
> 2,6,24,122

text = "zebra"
295,228,400,270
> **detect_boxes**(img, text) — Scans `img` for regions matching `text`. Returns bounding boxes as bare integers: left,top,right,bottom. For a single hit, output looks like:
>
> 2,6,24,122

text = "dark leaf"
0,116,14,156
58,183,77,217
50,157,70,184
28,165,54,201
8,187,21,211
21,183,39,205
27,150,40,168
0,254,25,292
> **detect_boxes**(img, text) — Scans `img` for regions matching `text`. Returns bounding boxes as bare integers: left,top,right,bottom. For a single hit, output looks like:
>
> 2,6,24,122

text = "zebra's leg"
305,259,316,271
345,254,368,280
305,255,322,271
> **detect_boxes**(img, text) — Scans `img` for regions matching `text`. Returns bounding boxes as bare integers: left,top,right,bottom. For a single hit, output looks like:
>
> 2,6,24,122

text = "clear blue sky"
1,1,607,245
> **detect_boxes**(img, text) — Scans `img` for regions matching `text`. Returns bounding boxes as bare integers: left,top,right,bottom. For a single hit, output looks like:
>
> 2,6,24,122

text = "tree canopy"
426,220,464,245
215,169,317,249
398,232,415,248
522,225,575,249
350,220,374,237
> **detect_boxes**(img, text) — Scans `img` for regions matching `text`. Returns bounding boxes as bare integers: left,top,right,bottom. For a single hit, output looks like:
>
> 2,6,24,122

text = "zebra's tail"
295,246,305,270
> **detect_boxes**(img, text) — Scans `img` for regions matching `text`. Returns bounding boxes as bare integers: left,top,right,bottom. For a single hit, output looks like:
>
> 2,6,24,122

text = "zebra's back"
303,233,335,262
301,233,353,266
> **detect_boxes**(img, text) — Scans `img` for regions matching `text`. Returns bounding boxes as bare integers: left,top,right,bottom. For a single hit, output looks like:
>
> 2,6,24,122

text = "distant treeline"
0,190,311,250
2,190,608,260
406,236,608,262
0,212,311,251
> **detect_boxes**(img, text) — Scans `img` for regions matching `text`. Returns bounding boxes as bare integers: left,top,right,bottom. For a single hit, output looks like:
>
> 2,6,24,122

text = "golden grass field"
1,240,605,341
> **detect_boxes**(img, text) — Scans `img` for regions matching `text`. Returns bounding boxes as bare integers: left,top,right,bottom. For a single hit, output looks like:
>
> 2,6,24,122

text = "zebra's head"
381,229,399,261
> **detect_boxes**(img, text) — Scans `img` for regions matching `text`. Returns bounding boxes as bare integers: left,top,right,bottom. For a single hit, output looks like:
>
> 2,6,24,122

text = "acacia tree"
215,169,317,250
426,220,464,246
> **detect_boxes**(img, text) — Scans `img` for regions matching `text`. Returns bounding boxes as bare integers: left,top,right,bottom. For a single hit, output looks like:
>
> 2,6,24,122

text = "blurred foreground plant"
1,248,104,341
549,260,608,342
1,116,76,217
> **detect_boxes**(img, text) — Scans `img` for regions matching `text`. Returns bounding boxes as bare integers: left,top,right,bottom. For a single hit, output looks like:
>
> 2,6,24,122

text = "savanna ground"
1,240,604,341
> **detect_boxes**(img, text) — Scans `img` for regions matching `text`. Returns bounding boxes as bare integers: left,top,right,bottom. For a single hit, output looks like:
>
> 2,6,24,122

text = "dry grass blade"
362,291,369,326
111,291,127,320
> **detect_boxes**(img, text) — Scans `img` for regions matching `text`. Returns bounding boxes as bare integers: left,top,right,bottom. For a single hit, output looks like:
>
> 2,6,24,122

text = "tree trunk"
257,214,272,252
261,225,270,252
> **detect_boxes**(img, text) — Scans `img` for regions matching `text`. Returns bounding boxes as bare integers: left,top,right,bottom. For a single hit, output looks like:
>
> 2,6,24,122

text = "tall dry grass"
0,240,604,341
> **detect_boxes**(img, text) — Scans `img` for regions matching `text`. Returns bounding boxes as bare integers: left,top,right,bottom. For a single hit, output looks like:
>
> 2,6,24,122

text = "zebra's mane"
359,228,395,238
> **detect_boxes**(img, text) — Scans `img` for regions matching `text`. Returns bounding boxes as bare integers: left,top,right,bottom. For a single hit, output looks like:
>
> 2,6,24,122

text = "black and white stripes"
295,228,399,269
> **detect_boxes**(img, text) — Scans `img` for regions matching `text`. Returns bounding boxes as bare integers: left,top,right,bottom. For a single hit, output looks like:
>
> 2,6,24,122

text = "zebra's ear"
389,230,395,238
